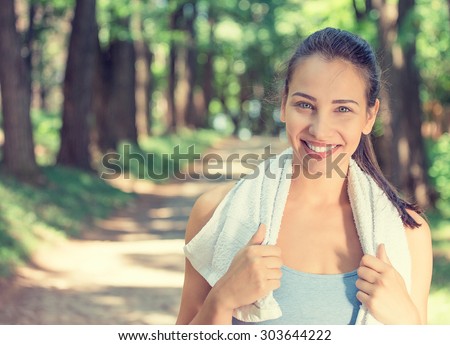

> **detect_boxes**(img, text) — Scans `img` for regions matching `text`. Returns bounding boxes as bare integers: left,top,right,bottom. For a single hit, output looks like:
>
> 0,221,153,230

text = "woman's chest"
276,200,363,274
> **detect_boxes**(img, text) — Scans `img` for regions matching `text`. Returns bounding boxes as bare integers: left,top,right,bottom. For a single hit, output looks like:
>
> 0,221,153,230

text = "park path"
0,136,288,325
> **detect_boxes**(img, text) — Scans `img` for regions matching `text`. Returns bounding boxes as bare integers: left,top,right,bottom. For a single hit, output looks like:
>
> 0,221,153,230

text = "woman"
176,28,432,325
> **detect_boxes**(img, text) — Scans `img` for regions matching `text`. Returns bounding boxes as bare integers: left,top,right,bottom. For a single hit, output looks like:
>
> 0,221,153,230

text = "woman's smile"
301,140,342,160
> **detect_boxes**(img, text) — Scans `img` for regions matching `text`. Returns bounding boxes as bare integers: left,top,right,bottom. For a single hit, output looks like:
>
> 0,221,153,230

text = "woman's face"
281,54,379,176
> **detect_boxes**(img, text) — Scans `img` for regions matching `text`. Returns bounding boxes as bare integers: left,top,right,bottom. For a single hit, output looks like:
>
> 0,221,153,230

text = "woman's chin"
292,149,351,179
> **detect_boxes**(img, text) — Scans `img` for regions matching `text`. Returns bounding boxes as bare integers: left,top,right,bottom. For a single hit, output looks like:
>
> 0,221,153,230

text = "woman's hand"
209,223,283,312
356,244,421,324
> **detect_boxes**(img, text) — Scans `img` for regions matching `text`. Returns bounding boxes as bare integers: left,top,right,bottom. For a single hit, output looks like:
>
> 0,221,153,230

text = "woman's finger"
266,268,283,280
357,265,378,284
356,290,370,305
356,278,375,295
248,245,282,258
262,257,283,269
360,254,388,273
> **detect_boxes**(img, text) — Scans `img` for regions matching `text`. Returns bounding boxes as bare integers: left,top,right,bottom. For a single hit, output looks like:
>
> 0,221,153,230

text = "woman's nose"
308,114,333,140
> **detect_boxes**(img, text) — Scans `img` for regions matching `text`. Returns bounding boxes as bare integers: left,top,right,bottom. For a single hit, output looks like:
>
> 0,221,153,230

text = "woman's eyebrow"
291,92,317,102
291,92,359,107
332,99,360,106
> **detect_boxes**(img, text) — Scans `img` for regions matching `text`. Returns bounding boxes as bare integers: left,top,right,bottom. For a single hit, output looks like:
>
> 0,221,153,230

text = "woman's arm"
356,210,433,324
176,183,236,325
176,182,283,325
404,210,433,324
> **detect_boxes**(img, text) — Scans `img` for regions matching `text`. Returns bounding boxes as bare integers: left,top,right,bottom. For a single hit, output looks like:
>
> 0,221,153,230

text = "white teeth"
305,141,337,153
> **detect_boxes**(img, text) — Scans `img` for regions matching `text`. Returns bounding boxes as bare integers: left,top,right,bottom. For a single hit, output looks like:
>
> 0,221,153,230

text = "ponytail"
352,135,423,228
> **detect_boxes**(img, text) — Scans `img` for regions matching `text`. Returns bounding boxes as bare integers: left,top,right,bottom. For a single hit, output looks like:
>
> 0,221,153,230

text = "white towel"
184,147,411,324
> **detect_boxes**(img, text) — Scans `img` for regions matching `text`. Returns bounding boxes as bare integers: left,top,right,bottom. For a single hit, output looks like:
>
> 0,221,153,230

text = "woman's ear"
362,98,380,135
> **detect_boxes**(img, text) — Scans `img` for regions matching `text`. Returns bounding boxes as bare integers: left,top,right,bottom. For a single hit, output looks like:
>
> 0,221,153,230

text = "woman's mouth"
301,140,341,159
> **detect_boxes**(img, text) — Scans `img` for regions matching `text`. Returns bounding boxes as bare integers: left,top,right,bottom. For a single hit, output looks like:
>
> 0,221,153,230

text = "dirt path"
0,136,288,325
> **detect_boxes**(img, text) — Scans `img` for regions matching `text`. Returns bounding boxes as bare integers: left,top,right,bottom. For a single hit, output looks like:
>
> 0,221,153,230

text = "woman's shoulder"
196,182,236,209
404,209,431,233
404,209,431,242
404,209,432,262
185,182,236,243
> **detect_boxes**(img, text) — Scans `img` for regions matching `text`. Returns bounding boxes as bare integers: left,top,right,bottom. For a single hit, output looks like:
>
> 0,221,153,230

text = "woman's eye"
296,102,313,109
337,106,351,113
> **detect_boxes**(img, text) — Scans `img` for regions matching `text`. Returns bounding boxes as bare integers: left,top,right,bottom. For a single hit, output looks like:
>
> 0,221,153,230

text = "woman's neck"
289,162,350,207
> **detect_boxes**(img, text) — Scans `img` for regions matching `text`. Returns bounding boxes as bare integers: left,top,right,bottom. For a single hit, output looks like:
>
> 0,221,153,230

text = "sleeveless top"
232,265,361,325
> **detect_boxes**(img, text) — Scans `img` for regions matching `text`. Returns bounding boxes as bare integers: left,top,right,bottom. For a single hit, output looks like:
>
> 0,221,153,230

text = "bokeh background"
0,0,449,324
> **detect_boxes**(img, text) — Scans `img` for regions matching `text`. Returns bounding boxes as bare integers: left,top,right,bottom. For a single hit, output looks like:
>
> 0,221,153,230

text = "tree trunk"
198,8,216,128
182,2,197,128
92,36,117,153
135,39,153,139
57,0,97,170
167,41,177,132
167,1,185,133
109,37,138,145
448,0,450,25
371,0,398,185
174,48,187,128
201,50,214,127
397,0,433,207
372,0,434,208
25,2,36,75
0,0,39,180
182,44,197,128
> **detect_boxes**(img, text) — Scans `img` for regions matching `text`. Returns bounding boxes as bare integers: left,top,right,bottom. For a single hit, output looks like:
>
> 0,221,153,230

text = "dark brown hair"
283,27,422,228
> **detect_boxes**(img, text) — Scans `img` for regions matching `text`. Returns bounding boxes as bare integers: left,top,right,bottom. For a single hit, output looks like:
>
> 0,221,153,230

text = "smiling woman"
176,27,433,326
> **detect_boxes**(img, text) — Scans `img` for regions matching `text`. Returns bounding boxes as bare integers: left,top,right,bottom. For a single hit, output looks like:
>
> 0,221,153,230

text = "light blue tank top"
232,265,361,325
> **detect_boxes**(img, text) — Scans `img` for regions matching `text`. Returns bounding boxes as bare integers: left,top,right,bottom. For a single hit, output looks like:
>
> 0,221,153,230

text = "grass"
426,210,450,324
428,287,450,325
428,247,450,324
0,166,134,276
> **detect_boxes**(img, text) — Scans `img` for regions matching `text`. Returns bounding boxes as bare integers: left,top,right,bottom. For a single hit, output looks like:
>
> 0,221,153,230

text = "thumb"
247,223,266,246
376,243,391,265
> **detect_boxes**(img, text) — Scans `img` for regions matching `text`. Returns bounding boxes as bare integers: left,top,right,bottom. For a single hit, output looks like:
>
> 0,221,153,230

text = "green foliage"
416,0,450,104
101,128,224,182
429,288,450,324
429,246,450,324
0,166,134,277
97,0,167,44
427,133,450,218
0,211,27,276
28,0,449,138
425,132,450,324
31,109,61,166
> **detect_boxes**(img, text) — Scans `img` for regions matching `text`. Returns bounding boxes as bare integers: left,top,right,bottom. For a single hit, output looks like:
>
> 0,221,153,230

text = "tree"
93,2,140,152
0,0,40,180
167,0,184,132
57,0,97,170
199,5,216,128
108,30,138,145
134,30,154,138
365,0,435,208
179,1,198,129
93,35,117,152
448,0,450,23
